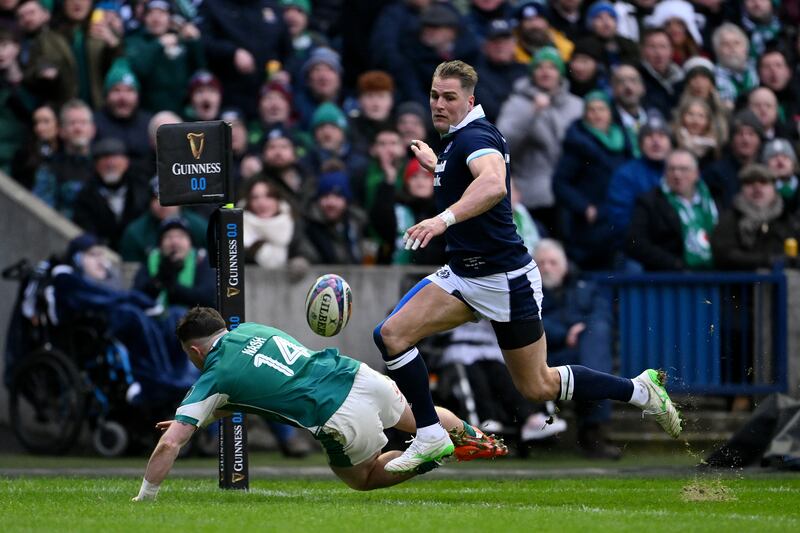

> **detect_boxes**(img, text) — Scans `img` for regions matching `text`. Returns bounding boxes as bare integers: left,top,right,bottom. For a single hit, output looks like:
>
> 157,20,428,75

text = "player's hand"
155,420,174,431
403,216,446,250
410,139,437,173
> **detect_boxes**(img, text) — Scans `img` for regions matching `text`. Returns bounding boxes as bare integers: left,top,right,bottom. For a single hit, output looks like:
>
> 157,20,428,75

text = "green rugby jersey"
175,322,361,433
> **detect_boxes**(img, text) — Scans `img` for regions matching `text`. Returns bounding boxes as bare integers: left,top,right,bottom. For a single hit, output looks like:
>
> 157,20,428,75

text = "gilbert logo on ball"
305,274,353,337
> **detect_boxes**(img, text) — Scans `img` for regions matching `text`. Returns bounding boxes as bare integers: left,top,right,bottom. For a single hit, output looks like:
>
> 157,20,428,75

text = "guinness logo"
227,286,240,298
232,473,245,483
187,132,205,160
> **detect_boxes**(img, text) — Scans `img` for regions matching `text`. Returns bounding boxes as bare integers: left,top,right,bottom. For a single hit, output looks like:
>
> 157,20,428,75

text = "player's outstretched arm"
403,152,507,250
132,420,196,501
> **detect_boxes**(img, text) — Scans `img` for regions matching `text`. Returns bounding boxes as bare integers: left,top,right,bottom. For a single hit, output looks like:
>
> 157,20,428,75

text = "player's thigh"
382,282,474,343
500,335,556,399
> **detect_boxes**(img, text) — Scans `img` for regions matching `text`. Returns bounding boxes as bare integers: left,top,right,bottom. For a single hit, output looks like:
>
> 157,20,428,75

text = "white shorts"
318,364,406,467
426,260,543,322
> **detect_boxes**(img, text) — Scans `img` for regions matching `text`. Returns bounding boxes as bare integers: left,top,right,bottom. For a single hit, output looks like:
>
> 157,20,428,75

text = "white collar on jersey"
447,104,486,134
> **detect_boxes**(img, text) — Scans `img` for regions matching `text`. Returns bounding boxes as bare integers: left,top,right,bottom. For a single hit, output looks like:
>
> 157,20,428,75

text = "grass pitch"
1,473,798,532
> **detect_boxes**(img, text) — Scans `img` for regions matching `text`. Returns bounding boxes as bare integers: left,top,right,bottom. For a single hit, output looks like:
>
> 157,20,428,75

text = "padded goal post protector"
156,120,234,206
208,207,249,490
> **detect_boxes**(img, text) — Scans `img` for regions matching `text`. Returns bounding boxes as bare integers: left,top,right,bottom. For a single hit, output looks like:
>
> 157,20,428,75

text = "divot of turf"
681,479,737,502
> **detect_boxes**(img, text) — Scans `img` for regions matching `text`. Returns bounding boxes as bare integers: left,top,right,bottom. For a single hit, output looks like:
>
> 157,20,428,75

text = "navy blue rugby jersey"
433,105,530,277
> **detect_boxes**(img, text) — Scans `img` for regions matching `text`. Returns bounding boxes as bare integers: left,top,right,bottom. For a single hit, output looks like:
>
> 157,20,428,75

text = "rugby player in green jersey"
133,307,506,500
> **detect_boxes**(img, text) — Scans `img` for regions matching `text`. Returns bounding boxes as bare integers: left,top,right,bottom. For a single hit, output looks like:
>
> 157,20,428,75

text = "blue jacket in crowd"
604,156,665,244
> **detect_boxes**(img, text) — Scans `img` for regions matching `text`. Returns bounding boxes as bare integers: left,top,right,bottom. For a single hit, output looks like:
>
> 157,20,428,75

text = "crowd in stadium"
2,0,799,273
2,0,800,459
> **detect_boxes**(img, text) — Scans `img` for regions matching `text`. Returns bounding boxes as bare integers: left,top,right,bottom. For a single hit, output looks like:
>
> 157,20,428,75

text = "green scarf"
147,248,197,307
391,204,416,264
71,28,91,105
513,203,541,254
777,175,798,199
583,121,626,153
661,179,718,269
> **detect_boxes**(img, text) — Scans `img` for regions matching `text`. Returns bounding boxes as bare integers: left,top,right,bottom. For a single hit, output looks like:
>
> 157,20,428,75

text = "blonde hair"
432,61,478,93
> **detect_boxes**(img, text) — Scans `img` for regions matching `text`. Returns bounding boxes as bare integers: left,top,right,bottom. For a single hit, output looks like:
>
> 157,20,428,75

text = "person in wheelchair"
52,233,199,404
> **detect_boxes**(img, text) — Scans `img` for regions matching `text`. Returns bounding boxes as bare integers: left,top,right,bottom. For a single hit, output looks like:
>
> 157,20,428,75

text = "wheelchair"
3,258,192,456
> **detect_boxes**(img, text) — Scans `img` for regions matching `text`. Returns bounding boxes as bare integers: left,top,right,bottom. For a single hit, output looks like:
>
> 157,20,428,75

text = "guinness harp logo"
227,286,240,298
232,473,245,483
187,132,205,159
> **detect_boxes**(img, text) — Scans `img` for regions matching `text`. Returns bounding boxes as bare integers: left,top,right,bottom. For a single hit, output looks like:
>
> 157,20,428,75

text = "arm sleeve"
462,129,504,166
174,372,227,427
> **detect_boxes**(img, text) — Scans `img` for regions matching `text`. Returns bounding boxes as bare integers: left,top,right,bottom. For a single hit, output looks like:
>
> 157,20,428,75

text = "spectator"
678,56,729,145
627,149,718,270
199,0,292,119
613,0,658,43
474,18,528,124
32,98,95,219
368,158,445,265
72,137,149,250
220,108,250,190
16,0,75,106
740,0,784,60
280,0,328,83
393,2,479,108
94,60,152,169
240,177,296,269
125,0,205,114
553,90,633,268
140,110,182,184
605,113,672,247
438,319,567,442
567,37,607,97
395,100,431,150
672,97,725,168
248,80,312,154
704,109,764,209
253,127,316,209
133,217,215,308
304,169,366,265
547,0,585,42
293,47,344,129
465,0,514,41
513,1,574,63
510,177,542,255
758,50,800,137
711,164,800,270
54,0,122,109
119,177,208,263
747,87,794,141
712,23,758,108
355,127,408,214
610,64,648,157
304,101,368,178
350,70,396,154
582,0,640,71
643,0,703,66
535,238,619,459
53,233,198,401
184,70,222,121
497,46,583,232
10,104,59,189
369,0,430,80
0,26,30,175
762,138,800,213
638,27,683,119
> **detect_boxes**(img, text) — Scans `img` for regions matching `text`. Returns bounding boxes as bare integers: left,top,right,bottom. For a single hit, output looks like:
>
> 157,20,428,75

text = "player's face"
429,76,474,135
181,341,204,370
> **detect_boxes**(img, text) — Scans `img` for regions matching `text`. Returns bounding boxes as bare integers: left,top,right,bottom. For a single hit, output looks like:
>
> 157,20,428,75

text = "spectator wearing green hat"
552,89,634,269
304,102,368,180
280,0,328,84
497,45,583,233
124,0,206,114
94,58,153,172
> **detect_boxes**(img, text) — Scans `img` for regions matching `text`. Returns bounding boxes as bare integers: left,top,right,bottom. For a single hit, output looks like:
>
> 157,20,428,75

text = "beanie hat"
586,1,617,28
516,1,548,21
682,56,715,80
419,3,461,28
188,70,222,96
762,138,798,165
639,111,671,141
732,109,765,140
281,0,310,14
158,216,192,241
311,102,348,131
145,0,171,12
67,233,100,261
531,46,565,76
396,101,427,123
259,80,293,105
104,59,139,94
357,70,395,95
403,159,433,184
572,37,604,62
302,47,342,78
584,89,611,106
316,171,352,201
92,137,127,159
738,163,776,183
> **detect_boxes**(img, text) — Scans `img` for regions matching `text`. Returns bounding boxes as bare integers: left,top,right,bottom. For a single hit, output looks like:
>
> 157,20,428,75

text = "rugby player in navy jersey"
374,61,683,473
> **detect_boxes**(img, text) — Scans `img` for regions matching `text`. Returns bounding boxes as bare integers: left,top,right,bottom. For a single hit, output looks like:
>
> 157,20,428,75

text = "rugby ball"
305,274,353,337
